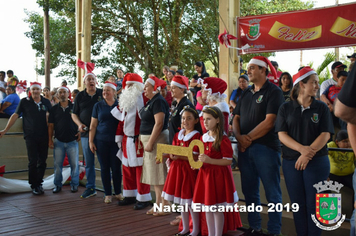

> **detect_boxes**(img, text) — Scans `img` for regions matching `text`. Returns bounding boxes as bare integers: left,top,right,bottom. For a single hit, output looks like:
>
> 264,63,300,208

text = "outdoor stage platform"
0,186,244,236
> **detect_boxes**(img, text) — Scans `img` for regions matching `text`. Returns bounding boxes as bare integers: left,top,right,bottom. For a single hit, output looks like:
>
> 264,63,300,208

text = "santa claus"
111,73,152,210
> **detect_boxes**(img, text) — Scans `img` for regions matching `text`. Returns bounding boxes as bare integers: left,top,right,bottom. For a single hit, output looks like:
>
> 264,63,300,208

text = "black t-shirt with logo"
233,80,284,152
15,96,52,139
139,93,169,135
48,101,78,143
72,88,103,137
275,99,334,160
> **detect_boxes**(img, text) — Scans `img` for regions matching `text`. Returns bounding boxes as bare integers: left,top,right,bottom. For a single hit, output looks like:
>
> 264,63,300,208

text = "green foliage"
316,52,335,84
25,0,313,84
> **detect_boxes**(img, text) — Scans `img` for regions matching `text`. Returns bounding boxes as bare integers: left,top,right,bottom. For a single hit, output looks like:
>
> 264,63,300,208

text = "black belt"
127,135,139,143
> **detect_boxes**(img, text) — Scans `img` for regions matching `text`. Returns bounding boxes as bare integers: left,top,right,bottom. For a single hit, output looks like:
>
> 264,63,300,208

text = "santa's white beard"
119,85,143,113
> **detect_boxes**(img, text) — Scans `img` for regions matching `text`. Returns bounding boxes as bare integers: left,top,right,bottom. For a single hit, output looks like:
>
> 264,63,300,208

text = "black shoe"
32,187,42,195
118,197,136,206
71,185,78,193
133,201,151,210
242,228,263,236
52,186,62,193
39,185,44,194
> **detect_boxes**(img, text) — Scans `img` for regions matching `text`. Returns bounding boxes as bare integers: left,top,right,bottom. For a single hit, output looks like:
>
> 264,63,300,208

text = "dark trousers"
95,139,122,196
283,155,330,236
25,136,49,188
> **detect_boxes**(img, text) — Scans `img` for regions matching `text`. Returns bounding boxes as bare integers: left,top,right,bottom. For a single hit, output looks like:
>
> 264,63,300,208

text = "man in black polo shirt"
49,86,80,194
72,73,103,198
232,56,284,236
0,82,52,195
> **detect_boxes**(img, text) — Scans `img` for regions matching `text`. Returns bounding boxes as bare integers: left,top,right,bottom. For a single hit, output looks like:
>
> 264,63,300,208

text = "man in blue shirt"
0,86,20,118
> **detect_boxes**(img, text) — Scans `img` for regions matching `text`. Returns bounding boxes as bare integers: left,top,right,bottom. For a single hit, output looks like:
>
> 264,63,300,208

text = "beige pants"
140,129,169,185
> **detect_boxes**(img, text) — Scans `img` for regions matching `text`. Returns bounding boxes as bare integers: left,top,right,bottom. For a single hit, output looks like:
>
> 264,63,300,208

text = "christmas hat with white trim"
248,56,277,81
292,66,317,86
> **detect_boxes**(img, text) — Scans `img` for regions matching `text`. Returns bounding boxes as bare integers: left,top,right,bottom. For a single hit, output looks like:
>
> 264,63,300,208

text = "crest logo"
311,113,319,123
247,19,262,41
311,181,346,231
256,95,263,103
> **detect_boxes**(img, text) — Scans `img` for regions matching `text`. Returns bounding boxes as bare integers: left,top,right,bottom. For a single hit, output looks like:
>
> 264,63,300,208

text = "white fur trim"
171,81,187,89
214,102,230,113
223,157,233,160
116,148,123,162
57,87,69,92
293,70,317,86
162,191,193,205
30,84,42,89
177,129,200,141
146,78,155,86
123,189,137,197
103,83,116,90
202,132,215,142
248,58,267,68
111,107,125,121
136,95,144,118
115,135,123,143
84,73,97,81
126,136,143,167
136,192,152,202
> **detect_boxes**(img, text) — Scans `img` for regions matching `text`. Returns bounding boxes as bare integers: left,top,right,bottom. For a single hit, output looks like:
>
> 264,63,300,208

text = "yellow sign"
268,21,321,42
330,16,356,39
157,139,204,169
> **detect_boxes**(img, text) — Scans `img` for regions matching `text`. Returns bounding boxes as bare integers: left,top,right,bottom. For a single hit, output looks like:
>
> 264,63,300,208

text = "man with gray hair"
49,86,80,194
72,72,103,199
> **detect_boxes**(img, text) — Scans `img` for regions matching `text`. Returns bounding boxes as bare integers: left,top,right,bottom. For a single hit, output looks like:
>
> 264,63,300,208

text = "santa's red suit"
111,93,151,202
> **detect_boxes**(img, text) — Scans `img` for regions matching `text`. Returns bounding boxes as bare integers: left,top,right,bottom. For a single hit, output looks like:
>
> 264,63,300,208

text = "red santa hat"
122,73,144,90
248,56,278,81
30,82,42,89
146,76,167,91
103,81,117,90
57,86,73,102
200,77,227,99
171,75,189,89
292,66,317,86
77,59,96,81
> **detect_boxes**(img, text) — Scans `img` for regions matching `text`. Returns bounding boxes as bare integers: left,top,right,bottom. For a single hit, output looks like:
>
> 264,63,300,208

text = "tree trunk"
43,0,50,88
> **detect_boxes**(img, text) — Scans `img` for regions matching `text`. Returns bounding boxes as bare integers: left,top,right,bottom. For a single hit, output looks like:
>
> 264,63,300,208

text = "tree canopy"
25,0,313,84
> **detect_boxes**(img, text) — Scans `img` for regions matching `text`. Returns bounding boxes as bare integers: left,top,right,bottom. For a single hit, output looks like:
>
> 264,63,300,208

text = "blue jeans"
238,143,282,234
95,139,122,196
53,139,79,187
81,137,96,188
283,155,330,236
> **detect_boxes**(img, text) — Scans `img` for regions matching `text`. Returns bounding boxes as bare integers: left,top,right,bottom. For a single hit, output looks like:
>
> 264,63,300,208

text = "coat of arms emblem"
311,181,346,230
246,19,262,41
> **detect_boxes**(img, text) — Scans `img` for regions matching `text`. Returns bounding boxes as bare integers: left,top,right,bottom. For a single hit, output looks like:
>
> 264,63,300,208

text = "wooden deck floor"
0,186,244,236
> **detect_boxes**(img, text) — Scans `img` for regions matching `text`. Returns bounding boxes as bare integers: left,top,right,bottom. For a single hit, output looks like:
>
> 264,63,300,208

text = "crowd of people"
0,52,355,236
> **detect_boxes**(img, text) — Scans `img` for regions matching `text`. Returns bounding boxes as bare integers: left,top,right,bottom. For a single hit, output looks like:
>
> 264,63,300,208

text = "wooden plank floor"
0,186,244,236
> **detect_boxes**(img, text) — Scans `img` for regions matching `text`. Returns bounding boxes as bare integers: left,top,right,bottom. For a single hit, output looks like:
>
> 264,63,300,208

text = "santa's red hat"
122,73,144,90
292,66,317,86
248,56,278,81
57,86,73,101
171,75,189,89
146,76,167,91
30,82,42,89
200,77,227,98
103,81,117,90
